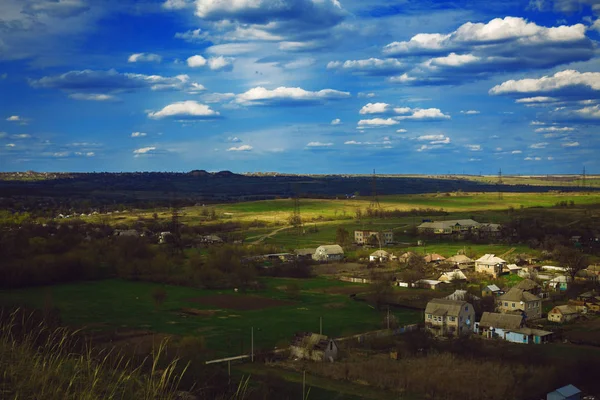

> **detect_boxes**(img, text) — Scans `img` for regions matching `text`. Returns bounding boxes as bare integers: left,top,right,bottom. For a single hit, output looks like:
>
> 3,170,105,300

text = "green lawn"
0,278,421,358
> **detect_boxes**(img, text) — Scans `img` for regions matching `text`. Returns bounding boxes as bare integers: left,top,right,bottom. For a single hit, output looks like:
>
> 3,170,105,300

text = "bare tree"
554,245,588,282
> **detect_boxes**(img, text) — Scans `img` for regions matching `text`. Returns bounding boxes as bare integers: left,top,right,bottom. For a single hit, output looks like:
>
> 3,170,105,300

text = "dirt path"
248,225,292,244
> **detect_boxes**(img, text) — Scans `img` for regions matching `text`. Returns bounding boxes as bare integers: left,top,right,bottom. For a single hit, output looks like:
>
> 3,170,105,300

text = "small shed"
370,250,390,262
547,275,571,291
482,284,503,297
295,248,317,260
514,278,541,295
548,305,579,323
289,332,338,362
418,279,446,290
547,384,581,400
438,269,468,283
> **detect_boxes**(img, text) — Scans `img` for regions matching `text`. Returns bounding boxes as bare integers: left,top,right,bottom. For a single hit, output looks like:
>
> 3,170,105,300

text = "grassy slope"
0,278,421,358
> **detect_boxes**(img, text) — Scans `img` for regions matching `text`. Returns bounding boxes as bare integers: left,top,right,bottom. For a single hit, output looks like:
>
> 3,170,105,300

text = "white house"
369,250,390,262
438,269,468,283
313,245,344,262
475,254,507,278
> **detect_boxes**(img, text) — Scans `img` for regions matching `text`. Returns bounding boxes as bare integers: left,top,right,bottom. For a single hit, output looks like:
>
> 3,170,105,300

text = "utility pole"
387,306,390,329
251,326,254,362
497,168,503,200
319,317,322,336
370,169,380,209
302,370,306,400
582,166,587,190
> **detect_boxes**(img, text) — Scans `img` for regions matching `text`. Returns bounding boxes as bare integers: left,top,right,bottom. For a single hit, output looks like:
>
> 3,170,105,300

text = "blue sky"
1,0,599,174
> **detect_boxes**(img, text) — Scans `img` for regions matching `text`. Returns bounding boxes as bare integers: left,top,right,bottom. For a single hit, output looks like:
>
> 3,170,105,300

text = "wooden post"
251,326,254,362
302,370,306,400
319,317,322,335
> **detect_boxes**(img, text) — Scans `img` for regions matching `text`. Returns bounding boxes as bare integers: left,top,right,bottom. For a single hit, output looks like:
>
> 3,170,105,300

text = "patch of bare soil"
187,294,293,310
180,307,221,316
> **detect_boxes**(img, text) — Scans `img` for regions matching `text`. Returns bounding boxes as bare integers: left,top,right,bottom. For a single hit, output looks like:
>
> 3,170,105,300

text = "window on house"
330,342,333,351
460,316,463,322
512,303,515,308
428,314,432,319
464,306,468,311
504,302,508,307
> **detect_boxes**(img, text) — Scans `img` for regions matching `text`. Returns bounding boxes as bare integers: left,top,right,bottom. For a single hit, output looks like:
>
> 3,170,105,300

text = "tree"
335,227,350,246
151,287,168,309
369,271,393,310
554,245,588,282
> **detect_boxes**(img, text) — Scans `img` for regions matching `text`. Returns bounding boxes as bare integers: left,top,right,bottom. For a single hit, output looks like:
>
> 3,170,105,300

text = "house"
445,254,474,269
475,312,524,339
424,298,475,337
398,252,417,263
505,264,522,274
370,250,390,262
548,305,579,323
513,278,541,295
312,245,344,262
498,288,542,320
200,234,223,244
547,275,571,291
424,253,446,264
417,219,481,235
576,265,600,282
475,254,507,278
479,223,502,238
113,229,140,237
547,384,581,400
504,327,553,344
418,279,447,290
438,269,468,283
445,290,479,301
482,284,503,297
354,230,393,245
289,332,338,362
295,248,317,260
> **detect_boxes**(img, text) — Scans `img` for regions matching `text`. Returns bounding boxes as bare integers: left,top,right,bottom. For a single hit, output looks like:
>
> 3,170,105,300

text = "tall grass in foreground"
0,309,187,400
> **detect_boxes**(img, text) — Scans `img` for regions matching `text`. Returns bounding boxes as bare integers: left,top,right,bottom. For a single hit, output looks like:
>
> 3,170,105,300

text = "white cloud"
227,144,253,152
11,134,30,139
469,158,481,162
327,58,405,75
208,56,234,71
331,118,341,125
6,143,16,148
227,136,242,143
306,141,333,147
592,19,600,33
202,92,236,103
530,142,549,149
547,156,554,160
534,126,574,133
131,132,147,137
283,58,316,69
52,152,70,157
128,53,162,63
359,103,390,114
396,129,407,133
466,144,481,151
187,55,207,67
187,83,207,93
562,141,580,147
358,92,376,98
133,147,156,154
147,101,220,119
395,108,450,120
174,28,209,42
516,96,559,103
460,110,480,114
235,86,350,106
530,120,546,125
490,70,600,96
6,115,21,121
69,93,116,101
495,147,503,151
393,107,412,114
74,151,95,157
512,150,523,154
344,140,362,145
357,118,399,127
205,43,260,56
417,134,445,141
162,0,193,9
574,104,600,119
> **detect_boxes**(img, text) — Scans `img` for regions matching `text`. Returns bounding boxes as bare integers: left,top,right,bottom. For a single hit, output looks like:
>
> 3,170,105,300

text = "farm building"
444,289,478,301
497,288,542,320
289,332,338,362
547,384,582,400
475,254,507,278
424,298,474,337
505,264,522,274
417,219,481,235
312,245,344,262
504,327,553,344
398,251,417,263
475,312,524,339
438,269,468,283
370,250,390,262
482,284,503,297
424,253,446,264
354,230,394,245
295,248,317,260
445,254,474,269
548,305,579,323
417,279,447,290
547,275,571,291
478,223,502,238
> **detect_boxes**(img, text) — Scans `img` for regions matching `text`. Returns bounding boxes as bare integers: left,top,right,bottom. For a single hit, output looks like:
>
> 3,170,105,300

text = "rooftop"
425,298,469,317
479,312,523,330
499,287,541,303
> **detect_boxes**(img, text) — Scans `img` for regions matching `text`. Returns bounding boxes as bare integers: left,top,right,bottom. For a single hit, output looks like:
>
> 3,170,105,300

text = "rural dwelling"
354,230,394,245
370,250,390,262
417,219,481,235
417,279,447,290
547,275,571,291
573,291,600,313
478,223,502,238
482,284,504,297
547,384,582,400
424,298,474,337
498,288,542,320
289,332,338,362
295,248,317,260
424,253,446,264
514,278,542,295
504,327,553,344
398,252,417,263
475,312,524,340
475,254,507,278
438,269,468,283
548,305,579,323
312,245,344,262
445,254,474,269
445,290,479,302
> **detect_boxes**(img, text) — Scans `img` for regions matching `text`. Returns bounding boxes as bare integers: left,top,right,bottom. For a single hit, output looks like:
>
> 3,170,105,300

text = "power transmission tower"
292,196,302,236
497,168,503,200
370,169,380,209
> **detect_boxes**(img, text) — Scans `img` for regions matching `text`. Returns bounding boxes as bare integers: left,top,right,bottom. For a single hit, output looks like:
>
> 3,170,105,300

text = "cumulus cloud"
573,104,600,119
327,58,405,75
516,96,559,104
534,126,574,132
359,103,390,114
162,0,193,9
133,147,156,156
235,86,350,106
460,110,480,114
344,140,361,145
187,83,207,93
381,17,593,85
174,28,209,42
69,93,116,101
147,101,220,120
29,69,194,93
6,116,21,121
187,55,207,67
331,118,341,125
227,144,253,151
306,141,333,147
227,136,242,142
512,150,523,154
131,132,147,138
417,134,451,144
128,53,162,63
562,141,580,147
396,128,407,133
207,56,234,71
530,142,549,149
490,70,600,97
357,118,399,127
466,144,481,151
395,108,450,120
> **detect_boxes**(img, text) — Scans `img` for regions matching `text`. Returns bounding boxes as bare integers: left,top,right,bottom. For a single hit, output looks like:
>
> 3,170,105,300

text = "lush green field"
0,278,420,358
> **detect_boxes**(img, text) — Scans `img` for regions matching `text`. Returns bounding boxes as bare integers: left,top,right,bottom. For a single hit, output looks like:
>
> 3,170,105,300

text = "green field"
0,278,420,358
